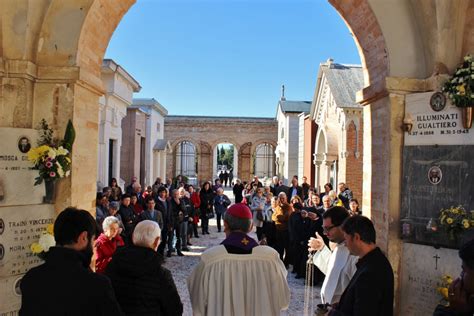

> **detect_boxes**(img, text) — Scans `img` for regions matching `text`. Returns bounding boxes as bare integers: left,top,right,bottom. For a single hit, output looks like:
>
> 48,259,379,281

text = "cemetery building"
120,98,169,188
297,113,317,186
275,94,311,184
132,98,170,187
97,59,141,191
309,60,364,200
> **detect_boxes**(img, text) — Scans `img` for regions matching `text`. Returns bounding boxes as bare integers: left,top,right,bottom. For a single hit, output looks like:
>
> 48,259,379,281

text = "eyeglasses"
322,225,337,234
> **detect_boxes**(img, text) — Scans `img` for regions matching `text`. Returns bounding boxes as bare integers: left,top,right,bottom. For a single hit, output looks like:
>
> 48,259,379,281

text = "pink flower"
45,161,53,168
49,172,56,178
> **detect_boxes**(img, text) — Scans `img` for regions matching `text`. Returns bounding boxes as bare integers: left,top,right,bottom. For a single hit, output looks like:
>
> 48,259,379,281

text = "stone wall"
164,116,277,184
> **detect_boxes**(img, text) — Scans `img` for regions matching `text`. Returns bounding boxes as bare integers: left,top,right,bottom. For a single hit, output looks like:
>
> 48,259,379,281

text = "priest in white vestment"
308,206,358,305
188,203,290,316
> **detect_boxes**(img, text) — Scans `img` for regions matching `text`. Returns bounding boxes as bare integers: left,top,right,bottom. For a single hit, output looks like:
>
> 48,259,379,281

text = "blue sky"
105,0,360,117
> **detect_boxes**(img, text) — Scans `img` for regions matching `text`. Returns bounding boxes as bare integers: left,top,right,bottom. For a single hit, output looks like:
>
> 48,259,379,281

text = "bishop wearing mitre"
188,203,290,316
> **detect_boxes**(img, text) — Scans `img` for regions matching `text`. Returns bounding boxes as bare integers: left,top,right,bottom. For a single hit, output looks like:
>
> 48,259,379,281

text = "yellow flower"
46,224,54,235
47,148,57,159
27,145,50,163
56,146,69,156
30,242,44,254
442,275,453,284
446,217,454,225
438,287,449,299
440,214,446,224
457,84,466,95
462,219,470,229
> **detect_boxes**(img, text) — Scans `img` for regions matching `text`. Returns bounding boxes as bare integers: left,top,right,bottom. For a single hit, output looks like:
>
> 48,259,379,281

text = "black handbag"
207,212,215,219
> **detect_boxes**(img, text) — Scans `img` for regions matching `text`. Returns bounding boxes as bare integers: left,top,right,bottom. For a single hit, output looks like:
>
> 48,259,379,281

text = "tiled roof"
322,63,364,108
279,100,312,114
153,139,168,151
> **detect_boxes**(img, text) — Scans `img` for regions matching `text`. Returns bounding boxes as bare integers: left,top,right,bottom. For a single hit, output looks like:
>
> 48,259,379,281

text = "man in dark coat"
169,189,185,257
155,186,172,256
20,207,123,316
329,216,394,316
118,194,136,245
288,177,304,201
233,179,244,204
106,220,183,315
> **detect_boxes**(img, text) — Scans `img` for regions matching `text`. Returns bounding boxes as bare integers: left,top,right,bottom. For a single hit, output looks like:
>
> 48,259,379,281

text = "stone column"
313,153,323,193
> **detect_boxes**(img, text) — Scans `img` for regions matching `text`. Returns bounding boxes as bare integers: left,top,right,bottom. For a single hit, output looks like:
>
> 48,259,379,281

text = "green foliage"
217,145,234,168
62,120,76,151
443,54,474,108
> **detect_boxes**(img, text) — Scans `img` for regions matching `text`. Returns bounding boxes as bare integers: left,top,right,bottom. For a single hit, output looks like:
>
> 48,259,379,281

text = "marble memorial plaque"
0,204,55,278
404,92,474,146
0,128,44,206
400,145,474,248
0,275,23,314
400,243,460,316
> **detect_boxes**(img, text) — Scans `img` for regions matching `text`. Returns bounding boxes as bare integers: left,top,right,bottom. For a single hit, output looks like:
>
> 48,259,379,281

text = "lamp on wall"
402,114,414,133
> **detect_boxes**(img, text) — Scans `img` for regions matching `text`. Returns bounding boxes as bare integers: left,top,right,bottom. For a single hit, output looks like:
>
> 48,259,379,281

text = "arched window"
175,141,196,177
254,143,275,178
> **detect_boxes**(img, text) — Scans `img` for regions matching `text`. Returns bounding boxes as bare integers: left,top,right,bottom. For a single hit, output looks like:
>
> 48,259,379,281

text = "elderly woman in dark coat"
106,220,183,315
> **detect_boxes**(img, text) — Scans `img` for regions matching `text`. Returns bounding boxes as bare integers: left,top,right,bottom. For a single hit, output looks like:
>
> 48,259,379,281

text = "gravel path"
163,188,322,315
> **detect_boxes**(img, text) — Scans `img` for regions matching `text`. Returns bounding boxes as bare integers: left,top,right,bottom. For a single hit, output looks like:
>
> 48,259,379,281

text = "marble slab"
400,243,461,316
0,128,45,206
0,204,55,314
404,92,474,146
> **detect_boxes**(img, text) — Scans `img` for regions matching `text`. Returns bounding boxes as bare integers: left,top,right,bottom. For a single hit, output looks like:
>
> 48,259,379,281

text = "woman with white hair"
94,216,124,274
105,220,183,315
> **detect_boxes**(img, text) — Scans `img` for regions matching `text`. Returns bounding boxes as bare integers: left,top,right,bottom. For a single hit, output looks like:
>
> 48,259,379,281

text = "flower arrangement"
437,274,453,306
438,205,474,240
27,119,75,185
442,54,474,108
30,224,56,260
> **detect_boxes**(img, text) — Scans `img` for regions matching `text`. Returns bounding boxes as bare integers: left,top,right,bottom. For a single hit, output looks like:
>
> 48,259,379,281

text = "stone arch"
252,141,277,180
167,138,199,181
327,0,389,103
211,139,239,182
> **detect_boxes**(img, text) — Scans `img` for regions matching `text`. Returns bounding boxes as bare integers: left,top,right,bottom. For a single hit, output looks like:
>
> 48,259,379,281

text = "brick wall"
345,119,363,202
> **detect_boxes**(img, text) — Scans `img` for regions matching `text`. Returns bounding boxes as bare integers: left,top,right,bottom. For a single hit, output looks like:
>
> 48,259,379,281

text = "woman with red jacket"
95,216,124,274
189,185,201,238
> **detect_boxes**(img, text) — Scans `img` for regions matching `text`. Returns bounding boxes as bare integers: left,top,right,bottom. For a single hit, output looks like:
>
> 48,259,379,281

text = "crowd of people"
94,175,234,262
18,173,474,316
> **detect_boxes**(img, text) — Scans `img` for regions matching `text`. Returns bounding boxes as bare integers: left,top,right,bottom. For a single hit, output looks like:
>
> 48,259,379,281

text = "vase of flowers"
438,205,474,246
30,224,56,260
442,54,474,129
437,274,453,307
27,119,75,203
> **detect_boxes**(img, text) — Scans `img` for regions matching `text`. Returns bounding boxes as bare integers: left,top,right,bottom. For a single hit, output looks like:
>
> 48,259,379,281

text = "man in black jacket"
119,194,136,245
20,207,123,316
169,189,185,257
329,215,394,316
106,220,183,315
155,186,171,256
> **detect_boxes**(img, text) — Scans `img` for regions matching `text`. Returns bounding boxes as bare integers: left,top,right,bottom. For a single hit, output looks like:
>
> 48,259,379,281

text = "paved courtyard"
163,188,322,316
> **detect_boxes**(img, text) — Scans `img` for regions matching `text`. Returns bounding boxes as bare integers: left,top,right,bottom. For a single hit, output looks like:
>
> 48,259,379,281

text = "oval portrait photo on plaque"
428,166,442,185
430,92,446,112
17,136,31,154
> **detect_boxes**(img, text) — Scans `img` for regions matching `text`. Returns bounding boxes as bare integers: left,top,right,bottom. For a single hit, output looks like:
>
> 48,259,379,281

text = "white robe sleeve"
312,245,332,275
187,260,208,316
